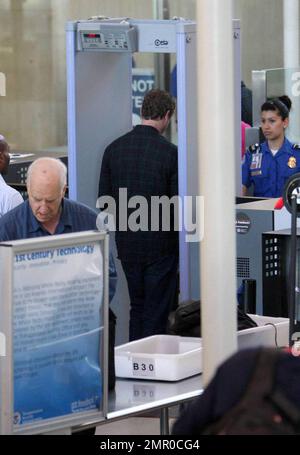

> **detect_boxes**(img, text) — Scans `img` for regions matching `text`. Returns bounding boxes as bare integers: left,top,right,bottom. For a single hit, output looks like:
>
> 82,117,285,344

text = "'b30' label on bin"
132,357,156,377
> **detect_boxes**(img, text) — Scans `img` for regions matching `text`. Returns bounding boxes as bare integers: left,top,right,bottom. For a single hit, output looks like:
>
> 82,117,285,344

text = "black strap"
238,348,279,405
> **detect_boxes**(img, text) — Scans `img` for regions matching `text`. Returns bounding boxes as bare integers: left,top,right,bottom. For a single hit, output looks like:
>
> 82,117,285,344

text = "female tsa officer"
242,95,300,197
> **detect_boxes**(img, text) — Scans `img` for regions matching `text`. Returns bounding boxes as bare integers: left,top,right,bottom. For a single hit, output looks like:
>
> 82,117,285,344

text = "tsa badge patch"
250,153,262,170
288,156,297,168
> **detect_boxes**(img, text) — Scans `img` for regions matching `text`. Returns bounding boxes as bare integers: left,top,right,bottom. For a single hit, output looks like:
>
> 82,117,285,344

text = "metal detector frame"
66,17,240,309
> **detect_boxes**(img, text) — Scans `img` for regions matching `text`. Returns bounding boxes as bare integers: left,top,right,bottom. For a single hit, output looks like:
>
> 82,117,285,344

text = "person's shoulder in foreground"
172,347,300,434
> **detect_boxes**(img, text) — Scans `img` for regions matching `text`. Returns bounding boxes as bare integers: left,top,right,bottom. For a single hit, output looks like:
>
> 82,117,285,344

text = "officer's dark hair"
261,95,292,120
141,89,176,120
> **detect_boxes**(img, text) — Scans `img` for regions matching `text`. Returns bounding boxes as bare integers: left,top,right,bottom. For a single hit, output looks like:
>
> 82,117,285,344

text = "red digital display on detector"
84,33,100,38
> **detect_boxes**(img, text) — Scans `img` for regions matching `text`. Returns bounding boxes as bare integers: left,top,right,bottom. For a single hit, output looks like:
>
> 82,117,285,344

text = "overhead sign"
132,68,155,125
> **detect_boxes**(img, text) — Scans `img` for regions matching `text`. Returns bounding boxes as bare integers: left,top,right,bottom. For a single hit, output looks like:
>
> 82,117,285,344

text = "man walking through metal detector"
98,89,178,341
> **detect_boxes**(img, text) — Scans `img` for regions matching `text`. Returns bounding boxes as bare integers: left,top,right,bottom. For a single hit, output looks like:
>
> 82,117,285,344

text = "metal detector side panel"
67,26,132,210
178,21,240,301
233,19,241,193
176,25,198,301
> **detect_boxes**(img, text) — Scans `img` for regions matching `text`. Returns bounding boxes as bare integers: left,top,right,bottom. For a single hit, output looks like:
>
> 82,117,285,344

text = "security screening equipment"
66,17,241,342
262,229,298,317
3,149,68,200
77,21,137,52
76,21,138,52
236,198,298,315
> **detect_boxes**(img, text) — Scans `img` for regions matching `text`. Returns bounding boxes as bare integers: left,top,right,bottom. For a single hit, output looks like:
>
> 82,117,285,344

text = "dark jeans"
121,254,178,341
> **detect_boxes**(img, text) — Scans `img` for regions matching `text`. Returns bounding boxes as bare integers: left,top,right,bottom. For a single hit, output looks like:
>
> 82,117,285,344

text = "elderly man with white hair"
0,157,117,296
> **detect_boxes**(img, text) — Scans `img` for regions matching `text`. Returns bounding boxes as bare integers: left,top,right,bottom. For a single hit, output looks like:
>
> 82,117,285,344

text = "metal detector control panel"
77,21,137,52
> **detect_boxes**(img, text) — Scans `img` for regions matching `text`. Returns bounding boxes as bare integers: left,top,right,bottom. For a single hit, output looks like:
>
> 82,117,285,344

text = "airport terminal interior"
1,0,300,436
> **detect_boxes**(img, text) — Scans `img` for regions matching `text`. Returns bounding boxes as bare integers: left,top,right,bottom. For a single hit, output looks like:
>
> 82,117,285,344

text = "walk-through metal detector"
66,17,240,343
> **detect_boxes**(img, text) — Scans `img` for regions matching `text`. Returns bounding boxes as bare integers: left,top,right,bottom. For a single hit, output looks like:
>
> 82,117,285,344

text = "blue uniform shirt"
0,198,117,301
242,138,300,197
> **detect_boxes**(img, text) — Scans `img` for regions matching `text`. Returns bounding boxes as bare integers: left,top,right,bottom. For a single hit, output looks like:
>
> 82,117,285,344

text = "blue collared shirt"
0,198,117,301
242,138,300,197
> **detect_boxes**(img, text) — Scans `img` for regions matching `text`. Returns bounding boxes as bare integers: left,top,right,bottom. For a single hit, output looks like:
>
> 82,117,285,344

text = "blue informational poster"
13,242,104,425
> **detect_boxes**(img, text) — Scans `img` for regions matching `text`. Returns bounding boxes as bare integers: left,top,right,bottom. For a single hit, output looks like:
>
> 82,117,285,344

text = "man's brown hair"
141,89,175,120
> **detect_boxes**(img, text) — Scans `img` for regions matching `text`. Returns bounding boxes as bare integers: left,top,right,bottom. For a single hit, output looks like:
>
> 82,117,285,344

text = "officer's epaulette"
293,143,300,150
248,143,260,153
